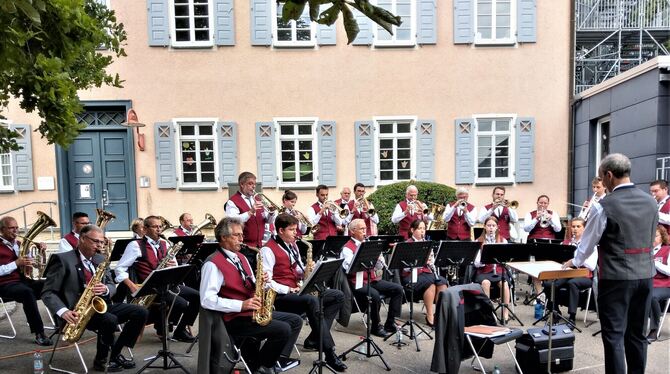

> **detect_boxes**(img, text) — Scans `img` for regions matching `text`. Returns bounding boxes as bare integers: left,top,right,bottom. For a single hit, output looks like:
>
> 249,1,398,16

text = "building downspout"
567,0,576,219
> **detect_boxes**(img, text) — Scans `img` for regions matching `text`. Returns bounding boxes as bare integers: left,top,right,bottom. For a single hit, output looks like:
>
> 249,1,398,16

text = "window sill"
0,189,15,194
373,42,416,48
178,185,220,191
272,43,317,49
474,180,515,187
474,40,517,47
170,43,215,49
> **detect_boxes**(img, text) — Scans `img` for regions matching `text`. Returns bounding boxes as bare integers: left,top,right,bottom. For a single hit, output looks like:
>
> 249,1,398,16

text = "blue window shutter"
453,0,473,44
317,23,337,45
415,120,436,181
147,0,170,47
317,121,337,187
416,0,437,45
352,8,373,45
214,0,235,46
517,0,536,43
515,117,535,183
11,124,33,191
250,0,272,46
218,121,238,187
154,122,177,189
256,122,277,187
454,118,475,184
354,121,375,186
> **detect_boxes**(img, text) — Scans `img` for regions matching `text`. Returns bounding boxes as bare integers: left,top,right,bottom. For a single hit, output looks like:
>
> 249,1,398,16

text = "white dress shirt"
114,237,166,283
307,202,344,226
522,210,562,233
225,194,274,223
261,239,305,295
0,237,19,276
478,205,519,224
200,248,256,313
442,204,477,226
391,200,433,224
57,232,79,253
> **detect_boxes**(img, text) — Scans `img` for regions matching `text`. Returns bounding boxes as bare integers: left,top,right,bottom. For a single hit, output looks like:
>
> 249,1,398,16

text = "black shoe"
274,357,300,372
93,359,124,372
384,324,407,335
302,339,318,351
253,365,276,374
371,325,389,338
646,330,658,343
172,327,196,343
112,354,136,369
325,349,347,372
35,333,53,346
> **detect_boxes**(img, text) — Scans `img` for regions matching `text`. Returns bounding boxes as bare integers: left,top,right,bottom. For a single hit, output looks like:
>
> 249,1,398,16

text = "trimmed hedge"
368,181,456,235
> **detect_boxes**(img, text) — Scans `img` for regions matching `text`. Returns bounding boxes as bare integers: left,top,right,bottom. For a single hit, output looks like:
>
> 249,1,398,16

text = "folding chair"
47,324,89,374
0,296,17,339
657,298,670,340
465,328,524,374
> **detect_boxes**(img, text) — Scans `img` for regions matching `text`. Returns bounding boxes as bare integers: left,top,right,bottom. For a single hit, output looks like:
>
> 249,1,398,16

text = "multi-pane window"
278,121,316,185
172,0,212,47
377,120,414,182
274,2,315,46
374,0,415,45
475,0,514,43
657,157,670,180
476,118,512,181
177,121,217,185
0,123,11,191
595,117,610,167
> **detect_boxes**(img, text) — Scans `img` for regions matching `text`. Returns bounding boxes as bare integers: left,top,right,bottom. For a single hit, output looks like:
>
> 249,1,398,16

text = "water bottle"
534,302,544,319
33,350,43,374
492,365,501,374
395,329,403,344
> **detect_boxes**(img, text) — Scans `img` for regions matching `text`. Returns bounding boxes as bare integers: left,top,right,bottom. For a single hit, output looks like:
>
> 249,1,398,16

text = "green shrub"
367,181,456,235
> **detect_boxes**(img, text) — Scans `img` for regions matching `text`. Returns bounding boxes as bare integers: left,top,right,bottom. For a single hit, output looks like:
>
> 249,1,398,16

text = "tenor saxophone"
302,239,315,280
245,245,276,326
131,241,185,307
62,254,110,343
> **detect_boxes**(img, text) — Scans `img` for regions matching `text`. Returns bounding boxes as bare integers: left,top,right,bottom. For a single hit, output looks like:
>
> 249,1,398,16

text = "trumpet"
493,198,519,209
538,209,551,228
284,208,314,232
323,200,349,219
408,200,429,216
455,199,468,210
355,196,376,216
252,193,280,212
578,193,602,220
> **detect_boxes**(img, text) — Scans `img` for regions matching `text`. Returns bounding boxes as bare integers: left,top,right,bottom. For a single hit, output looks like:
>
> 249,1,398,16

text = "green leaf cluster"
280,0,402,44
0,0,127,152
368,181,456,235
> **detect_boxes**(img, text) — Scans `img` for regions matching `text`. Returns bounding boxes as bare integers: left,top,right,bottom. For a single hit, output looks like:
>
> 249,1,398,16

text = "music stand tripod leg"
309,284,337,374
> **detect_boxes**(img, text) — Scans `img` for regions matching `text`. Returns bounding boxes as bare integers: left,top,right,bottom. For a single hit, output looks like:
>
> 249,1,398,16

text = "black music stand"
297,239,327,264
300,259,345,374
368,235,404,254
425,230,447,242
480,244,530,326
433,241,480,284
338,241,391,371
134,265,194,374
528,238,564,245
382,241,434,351
322,236,350,258
168,235,205,256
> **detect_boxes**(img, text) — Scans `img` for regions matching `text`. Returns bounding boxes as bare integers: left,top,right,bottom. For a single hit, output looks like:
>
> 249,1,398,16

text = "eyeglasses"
84,236,105,245
228,233,244,238
76,221,91,225
146,225,162,229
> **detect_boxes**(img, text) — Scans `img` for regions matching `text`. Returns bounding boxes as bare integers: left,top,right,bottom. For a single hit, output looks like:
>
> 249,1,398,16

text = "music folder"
299,258,344,296
132,264,194,299
110,238,135,262
387,241,433,271
189,242,219,265
168,235,205,256
433,240,480,268
323,235,351,258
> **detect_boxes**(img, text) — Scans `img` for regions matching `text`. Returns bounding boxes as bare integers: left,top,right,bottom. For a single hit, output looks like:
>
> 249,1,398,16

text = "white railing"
576,0,670,30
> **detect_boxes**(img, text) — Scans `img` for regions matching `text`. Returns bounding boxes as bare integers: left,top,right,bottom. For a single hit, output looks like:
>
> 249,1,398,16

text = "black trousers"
86,303,148,361
352,279,403,328
224,312,302,369
274,289,344,350
543,277,592,316
598,278,652,374
157,285,200,328
0,280,45,334
649,286,670,330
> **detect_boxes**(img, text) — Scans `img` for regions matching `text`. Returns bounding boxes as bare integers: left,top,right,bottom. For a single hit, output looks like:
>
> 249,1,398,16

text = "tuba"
131,241,185,307
192,213,217,235
427,202,447,230
19,211,57,280
244,245,276,326
95,208,116,230
158,216,174,234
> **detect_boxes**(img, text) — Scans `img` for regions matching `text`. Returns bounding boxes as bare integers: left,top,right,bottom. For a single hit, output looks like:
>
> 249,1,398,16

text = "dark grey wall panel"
610,127,658,159
589,90,612,119
575,100,590,124
610,98,658,136
574,144,590,168
574,166,590,193
630,154,658,184
658,125,670,154
611,69,659,112
659,94,669,125
574,121,590,146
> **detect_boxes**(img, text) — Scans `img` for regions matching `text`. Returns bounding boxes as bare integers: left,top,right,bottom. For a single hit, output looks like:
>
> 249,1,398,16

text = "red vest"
230,192,265,247
484,204,512,240
446,203,475,240
132,239,167,283
82,262,94,284
211,251,255,322
397,201,425,239
344,239,379,285
311,202,338,240
64,232,79,249
476,241,504,275
173,227,189,236
653,245,670,288
349,200,374,236
401,237,433,278
527,210,556,240
0,240,20,286
265,239,299,289
660,199,670,233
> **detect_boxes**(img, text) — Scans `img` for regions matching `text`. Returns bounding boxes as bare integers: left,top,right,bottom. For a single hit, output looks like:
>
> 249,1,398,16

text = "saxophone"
131,241,185,307
62,254,110,343
302,239,315,281
245,245,276,326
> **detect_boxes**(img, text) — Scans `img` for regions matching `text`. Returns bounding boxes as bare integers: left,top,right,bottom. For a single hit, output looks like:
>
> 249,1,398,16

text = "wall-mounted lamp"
121,108,146,151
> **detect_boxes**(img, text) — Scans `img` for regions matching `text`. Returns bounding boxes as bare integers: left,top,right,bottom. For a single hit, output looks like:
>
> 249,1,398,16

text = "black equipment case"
515,324,575,373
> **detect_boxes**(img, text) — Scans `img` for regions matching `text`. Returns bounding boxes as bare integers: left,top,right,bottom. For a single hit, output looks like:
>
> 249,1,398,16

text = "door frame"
56,100,138,234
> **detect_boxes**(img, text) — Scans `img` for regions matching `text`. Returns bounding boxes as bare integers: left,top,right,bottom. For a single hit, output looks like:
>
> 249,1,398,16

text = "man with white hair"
442,188,477,240
391,185,431,239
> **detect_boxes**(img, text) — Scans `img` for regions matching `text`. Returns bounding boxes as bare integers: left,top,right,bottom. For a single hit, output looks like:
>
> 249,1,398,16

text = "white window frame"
271,2,317,47
0,120,14,191
372,0,417,47
373,116,417,185
657,156,670,180
474,0,516,45
173,118,219,189
595,116,610,168
274,117,320,188
169,0,214,48
473,114,516,184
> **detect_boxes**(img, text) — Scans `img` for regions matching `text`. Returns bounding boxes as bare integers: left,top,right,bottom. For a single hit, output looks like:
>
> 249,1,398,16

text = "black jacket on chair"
197,307,236,374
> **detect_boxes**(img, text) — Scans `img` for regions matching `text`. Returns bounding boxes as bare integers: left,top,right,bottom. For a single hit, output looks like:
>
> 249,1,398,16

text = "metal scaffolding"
574,0,670,94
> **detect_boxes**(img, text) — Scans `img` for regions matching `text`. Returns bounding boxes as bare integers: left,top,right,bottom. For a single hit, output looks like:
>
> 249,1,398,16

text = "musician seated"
200,217,302,373
403,219,448,327
129,218,144,240
473,216,510,321
0,216,52,346
543,218,596,326
341,219,404,337
648,225,670,341
391,184,432,239
58,212,90,253
171,213,194,237
41,225,148,372
523,195,562,296
115,216,200,342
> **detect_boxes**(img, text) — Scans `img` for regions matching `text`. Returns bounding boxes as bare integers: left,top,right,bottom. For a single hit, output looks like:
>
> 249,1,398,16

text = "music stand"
134,265,194,374
338,241,391,371
322,236,350,258
297,239,327,264
168,235,205,256
528,238,564,245
382,241,434,351
480,244,531,326
368,235,404,254
433,241,480,284
425,230,447,242
299,259,345,374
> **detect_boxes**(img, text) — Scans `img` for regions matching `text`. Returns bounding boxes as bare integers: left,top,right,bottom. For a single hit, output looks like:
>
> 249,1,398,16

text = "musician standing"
478,186,518,242
564,153,657,374
42,225,147,372
308,185,345,240
200,217,302,373
225,172,276,248
172,213,194,236
335,187,352,235
442,188,477,241
391,185,431,239
0,216,52,346
349,183,379,237
262,214,347,372
579,176,607,221
650,179,670,232
523,195,562,241
341,219,404,337
115,216,200,342
58,212,91,253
